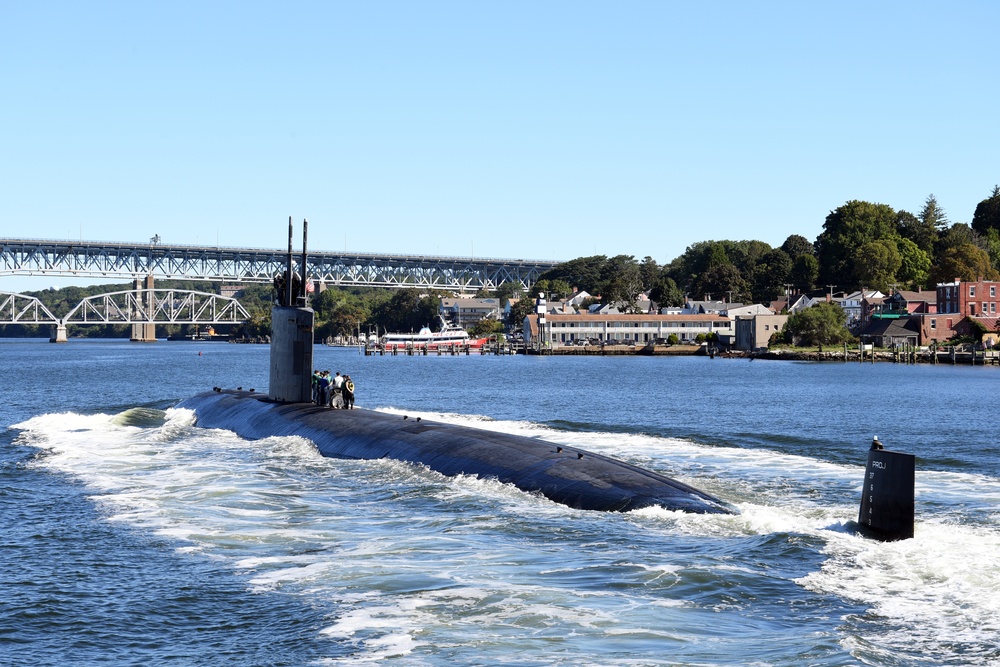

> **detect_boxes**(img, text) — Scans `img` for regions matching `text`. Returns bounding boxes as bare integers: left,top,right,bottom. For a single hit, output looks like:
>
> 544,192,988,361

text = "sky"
2,1,998,292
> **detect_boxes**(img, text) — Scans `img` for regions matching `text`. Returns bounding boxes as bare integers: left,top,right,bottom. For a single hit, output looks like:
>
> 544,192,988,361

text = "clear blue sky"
2,1,998,292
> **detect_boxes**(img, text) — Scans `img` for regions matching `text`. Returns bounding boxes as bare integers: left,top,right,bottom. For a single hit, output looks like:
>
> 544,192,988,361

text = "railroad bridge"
0,283,251,342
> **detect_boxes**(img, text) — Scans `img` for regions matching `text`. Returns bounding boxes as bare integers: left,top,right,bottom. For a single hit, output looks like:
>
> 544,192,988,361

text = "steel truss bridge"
0,238,559,292
1,289,251,341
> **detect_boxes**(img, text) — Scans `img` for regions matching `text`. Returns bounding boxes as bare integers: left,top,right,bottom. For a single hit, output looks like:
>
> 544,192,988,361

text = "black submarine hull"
178,389,734,514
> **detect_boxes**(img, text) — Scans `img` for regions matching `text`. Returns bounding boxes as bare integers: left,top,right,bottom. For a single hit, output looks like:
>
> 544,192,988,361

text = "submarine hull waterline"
178,390,734,515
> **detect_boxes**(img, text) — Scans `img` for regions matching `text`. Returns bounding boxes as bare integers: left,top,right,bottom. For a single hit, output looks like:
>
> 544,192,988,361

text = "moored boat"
382,316,488,350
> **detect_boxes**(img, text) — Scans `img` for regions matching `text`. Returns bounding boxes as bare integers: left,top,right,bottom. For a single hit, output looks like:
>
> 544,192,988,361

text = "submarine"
178,218,734,515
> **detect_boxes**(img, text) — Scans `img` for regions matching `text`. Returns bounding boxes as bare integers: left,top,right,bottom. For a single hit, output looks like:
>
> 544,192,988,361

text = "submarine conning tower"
268,216,314,403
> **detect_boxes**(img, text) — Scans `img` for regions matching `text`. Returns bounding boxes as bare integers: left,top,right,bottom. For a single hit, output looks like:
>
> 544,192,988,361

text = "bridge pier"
50,322,68,343
130,276,157,342
130,322,157,342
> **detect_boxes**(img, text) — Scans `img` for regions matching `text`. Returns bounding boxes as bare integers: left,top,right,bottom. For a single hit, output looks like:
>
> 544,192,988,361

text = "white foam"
14,406,1000,665
799,519,1000,659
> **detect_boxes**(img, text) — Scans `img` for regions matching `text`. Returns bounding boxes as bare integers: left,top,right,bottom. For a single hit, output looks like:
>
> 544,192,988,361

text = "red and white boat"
381,316,489,350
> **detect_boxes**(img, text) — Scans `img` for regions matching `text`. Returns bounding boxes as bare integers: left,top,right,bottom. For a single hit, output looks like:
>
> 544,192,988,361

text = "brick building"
936,279,1000,317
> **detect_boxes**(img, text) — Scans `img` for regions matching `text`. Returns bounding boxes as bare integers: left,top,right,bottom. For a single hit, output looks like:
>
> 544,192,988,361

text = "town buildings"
442,279,999,351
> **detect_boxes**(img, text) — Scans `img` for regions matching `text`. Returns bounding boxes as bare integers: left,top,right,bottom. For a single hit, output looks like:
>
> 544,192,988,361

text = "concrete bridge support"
50,322,68,343
130,275,158,342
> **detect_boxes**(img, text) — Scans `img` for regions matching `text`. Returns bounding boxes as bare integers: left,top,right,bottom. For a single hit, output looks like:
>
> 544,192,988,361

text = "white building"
440,298,502,328
524,313,732,346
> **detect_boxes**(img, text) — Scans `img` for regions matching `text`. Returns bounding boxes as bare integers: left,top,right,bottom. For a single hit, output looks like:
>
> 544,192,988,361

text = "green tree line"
535,187,1000,308
6,186,1000,340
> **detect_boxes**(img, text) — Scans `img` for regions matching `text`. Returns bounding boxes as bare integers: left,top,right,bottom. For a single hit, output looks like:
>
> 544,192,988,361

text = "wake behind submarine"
179,218,733,515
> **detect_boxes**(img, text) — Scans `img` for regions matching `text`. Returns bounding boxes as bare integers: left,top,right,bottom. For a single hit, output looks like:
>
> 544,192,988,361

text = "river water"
2,339,998,666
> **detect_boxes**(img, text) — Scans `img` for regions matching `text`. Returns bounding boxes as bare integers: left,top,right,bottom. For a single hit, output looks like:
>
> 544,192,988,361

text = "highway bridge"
0,238,559,292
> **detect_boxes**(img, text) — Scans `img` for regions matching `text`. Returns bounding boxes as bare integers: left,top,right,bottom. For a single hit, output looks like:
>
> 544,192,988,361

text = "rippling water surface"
2,339,999,666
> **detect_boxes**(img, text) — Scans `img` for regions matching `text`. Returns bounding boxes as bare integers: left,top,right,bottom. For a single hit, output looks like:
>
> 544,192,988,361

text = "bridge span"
0,238,559,292
0,286,251,342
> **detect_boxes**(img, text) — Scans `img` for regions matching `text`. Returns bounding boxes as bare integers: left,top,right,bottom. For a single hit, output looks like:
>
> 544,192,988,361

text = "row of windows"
970,302,998,315
554,333,700,342
548,322,727,330
969,286,998,298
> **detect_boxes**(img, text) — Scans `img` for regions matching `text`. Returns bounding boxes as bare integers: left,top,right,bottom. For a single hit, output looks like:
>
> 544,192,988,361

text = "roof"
859,317,921,338
889,290,935,304
973,316,1000,331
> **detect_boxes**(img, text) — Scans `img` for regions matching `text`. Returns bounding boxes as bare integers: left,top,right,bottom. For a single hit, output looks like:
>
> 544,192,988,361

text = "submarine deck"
178,389,733,515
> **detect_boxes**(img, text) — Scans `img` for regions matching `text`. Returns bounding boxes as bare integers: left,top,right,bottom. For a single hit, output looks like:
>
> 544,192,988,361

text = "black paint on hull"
178,389,734,514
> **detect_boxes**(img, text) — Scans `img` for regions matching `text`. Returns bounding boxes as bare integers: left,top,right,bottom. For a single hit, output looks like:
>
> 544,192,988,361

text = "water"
2,339,999,666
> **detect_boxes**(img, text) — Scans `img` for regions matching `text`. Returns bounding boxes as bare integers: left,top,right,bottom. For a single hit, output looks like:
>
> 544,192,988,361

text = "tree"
815,200,898,288
664,240,771,298
985,229,1000,275
470,318,504,337
781,234,814,259
896,209,937,256
937,223,986,254
536,256,606,294
790,254,819,291
310,287,372,339
693,263,749,302
664,241,729,292
895,238,931,288
781,302,852,347
532,279,572,301
726,240,773,277
372,289,441,334
919,194,949,231
506,296,535,329
639,256,659,292
601,255,644,311
648,273,684,308
495,281,524,302
751,249,793,303
853,240,902,292
971,185,1000,235
930,244,998,284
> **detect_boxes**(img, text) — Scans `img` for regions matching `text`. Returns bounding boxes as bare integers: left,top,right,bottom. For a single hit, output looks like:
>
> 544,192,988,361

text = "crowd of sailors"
312,370,355,409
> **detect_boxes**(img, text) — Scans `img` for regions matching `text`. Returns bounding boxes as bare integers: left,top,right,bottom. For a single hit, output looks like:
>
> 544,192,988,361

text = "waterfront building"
523,313,731,347
440,298,502,328
733,313,789,351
